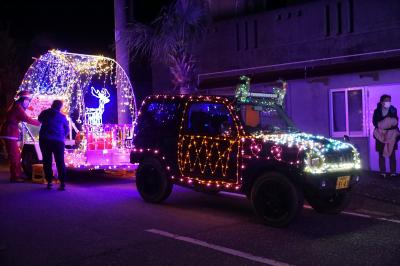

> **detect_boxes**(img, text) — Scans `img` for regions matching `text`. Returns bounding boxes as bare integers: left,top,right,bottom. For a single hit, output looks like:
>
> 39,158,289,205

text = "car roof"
144,94,233,104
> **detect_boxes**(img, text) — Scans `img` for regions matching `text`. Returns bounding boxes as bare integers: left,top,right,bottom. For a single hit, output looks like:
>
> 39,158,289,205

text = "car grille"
324,149,354,164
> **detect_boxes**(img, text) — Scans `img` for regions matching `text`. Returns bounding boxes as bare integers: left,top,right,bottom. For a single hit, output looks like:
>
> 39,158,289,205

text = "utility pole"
114,0,131,124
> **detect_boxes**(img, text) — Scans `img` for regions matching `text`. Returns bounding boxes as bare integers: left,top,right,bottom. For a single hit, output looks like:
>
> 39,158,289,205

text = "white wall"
287,69,400,171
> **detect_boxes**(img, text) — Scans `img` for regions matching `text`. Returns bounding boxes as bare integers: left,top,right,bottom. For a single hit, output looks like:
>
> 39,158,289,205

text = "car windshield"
239,103,299,134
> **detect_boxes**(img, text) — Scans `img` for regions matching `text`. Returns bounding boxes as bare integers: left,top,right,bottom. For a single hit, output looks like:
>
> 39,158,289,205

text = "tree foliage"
125,0,210,93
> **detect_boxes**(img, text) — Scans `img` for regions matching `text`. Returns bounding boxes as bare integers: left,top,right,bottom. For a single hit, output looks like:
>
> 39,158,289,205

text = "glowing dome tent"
18,50,138,173
18,49,137,125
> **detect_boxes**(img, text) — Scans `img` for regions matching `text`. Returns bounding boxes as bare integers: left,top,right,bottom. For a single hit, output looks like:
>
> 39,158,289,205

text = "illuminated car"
131,93,361,227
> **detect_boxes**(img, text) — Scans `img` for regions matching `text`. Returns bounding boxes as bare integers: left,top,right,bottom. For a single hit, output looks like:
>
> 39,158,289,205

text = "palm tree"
125,0,210,94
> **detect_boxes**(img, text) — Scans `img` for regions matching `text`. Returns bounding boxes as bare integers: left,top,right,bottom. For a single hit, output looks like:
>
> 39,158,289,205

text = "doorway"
367,84,400,173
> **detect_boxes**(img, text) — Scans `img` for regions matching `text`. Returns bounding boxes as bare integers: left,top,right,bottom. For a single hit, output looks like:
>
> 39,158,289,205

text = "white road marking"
307,204,400,223
341,211,373,218
146,229,293,266
376,218,400,224
220,193,400,224
220,191,246,198
354,209,393,217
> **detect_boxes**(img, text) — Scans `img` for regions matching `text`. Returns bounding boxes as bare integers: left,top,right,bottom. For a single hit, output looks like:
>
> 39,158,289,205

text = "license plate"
336,176,350,189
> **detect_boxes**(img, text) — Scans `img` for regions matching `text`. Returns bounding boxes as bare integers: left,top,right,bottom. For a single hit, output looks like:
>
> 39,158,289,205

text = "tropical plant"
125,0,210,94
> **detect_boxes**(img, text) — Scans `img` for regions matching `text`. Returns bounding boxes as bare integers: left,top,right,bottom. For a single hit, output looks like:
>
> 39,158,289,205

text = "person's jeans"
379,149,397,173
4,139,22,179
39,139,66,184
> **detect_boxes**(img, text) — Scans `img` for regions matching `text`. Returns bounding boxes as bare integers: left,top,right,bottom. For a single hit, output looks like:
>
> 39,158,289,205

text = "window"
325,5,331,36
186,102,235,136
336,2,342,35
137,102,180,135
329,88,366,137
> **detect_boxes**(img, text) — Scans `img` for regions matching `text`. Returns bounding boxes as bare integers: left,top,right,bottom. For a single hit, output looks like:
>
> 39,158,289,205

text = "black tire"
21,146,39,178
135,157,173,203
250,172,304,227
306,190,351,214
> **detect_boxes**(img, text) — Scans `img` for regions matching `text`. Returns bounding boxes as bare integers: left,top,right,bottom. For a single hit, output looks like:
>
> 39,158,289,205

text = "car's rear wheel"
306,190,351,214
136,157,173,203
251,172,303,227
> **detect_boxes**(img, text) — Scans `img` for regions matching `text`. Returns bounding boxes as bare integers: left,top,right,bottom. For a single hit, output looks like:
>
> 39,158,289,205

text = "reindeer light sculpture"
85,87,110,127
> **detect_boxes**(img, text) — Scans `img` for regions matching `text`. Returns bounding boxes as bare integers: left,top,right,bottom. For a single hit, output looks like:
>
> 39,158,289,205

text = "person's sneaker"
58,184,66,191
390,173,397,177
380,173,387,178
46,183,53,190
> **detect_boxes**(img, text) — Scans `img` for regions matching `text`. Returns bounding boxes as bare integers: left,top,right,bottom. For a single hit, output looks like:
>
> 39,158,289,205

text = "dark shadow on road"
157,187,380,239
66,169,135,185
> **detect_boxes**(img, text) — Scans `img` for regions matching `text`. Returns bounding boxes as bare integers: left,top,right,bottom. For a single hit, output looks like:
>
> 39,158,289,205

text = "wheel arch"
242,161,303,195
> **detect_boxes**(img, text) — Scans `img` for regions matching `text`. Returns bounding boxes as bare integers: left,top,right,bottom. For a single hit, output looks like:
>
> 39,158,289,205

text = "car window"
186,102,236,136
137,102,180,134
240,104,298,134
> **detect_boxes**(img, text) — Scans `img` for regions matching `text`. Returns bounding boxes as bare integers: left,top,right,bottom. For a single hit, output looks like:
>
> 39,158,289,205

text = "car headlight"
304,152,325,173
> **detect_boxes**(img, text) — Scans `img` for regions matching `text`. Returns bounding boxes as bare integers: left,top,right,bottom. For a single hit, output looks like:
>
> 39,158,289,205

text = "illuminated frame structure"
18,50,137,124
18,50,137,169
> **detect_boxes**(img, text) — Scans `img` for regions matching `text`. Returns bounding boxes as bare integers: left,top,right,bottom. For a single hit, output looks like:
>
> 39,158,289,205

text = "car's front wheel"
306,191,351,214
251,172,303,227
135,157,173,203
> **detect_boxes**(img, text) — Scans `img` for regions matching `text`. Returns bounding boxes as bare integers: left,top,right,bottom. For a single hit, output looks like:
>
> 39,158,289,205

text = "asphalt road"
0,169,399,266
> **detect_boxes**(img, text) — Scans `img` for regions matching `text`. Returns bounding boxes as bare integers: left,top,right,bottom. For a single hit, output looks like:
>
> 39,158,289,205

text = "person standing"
373,94,399,177
38,100,69,190
0,91,40,182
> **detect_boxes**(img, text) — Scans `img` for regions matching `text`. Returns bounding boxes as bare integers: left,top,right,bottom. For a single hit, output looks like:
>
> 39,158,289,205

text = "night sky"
0,0,168,58
1,0,115,57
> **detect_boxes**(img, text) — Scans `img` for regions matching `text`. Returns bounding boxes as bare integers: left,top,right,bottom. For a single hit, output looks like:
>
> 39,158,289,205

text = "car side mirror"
343,135,350,142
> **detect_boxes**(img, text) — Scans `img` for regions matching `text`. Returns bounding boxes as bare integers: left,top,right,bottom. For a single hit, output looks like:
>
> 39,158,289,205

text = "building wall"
286,68,400,170
196,0,400,75
145,0,400,171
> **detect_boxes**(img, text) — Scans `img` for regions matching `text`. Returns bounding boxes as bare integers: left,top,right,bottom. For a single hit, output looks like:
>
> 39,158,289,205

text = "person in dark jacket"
38,100,69,190
372,94,399,176
0,91,40,182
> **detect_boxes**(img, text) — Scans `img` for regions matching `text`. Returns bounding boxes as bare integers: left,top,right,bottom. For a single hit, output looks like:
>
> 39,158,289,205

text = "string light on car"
133,92,361,191
234,75,287,107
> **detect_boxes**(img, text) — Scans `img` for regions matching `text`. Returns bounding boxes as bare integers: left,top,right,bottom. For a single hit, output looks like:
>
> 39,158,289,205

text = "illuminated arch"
18,49,137,126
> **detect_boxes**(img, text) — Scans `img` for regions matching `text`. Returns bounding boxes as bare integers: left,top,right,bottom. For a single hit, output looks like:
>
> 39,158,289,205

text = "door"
367,84,400,173
178,101,240,183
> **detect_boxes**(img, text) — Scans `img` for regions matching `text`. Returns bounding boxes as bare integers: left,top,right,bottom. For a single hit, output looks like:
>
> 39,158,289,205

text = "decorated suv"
131,78,361,227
